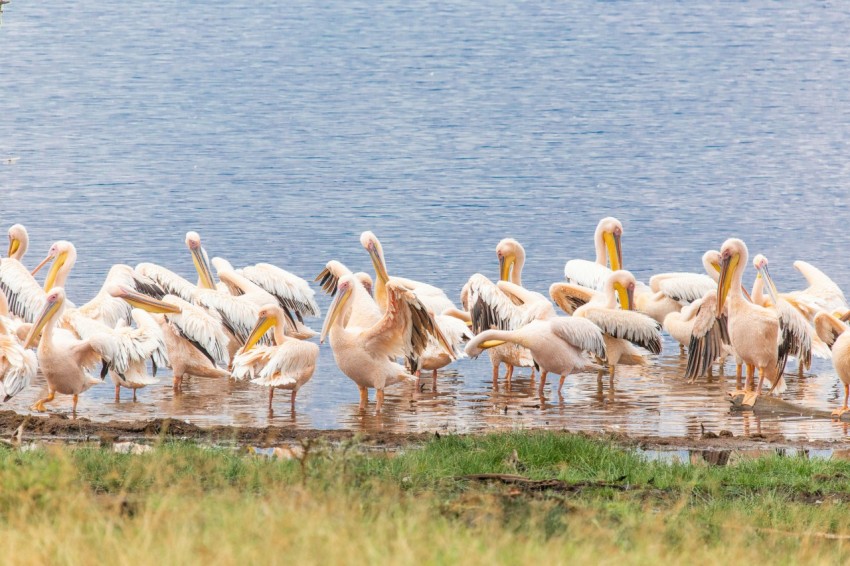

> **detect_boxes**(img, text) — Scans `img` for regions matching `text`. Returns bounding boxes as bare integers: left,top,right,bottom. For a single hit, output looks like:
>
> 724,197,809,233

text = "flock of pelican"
1,218,850,418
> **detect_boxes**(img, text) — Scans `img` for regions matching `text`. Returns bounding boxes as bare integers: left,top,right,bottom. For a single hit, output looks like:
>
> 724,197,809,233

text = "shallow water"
3,1,850,440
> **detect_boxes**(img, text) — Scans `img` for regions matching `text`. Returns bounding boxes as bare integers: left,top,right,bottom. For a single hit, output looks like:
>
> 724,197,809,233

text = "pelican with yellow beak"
564,217,623,291
551,270,662,383
715,238,788,405
231,304,319,412
321,275,454,413
6,224,29,264
109,285,231,390
0,240,76,323
315,260,382,328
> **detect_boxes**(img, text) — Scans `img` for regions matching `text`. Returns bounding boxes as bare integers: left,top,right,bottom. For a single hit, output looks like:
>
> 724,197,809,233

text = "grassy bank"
2,433,850,564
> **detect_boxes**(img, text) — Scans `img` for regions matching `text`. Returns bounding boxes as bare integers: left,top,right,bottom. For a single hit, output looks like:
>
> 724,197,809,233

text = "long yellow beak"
480,339,506,349
191,246,217,290
30,253,53,277
115,287,182,314
8,237,19,258
24,298,61,349
321,286,351,343
367,244,389,283
499,255,515,282
604,231,623,271
614,282,634,311
43,251,68,291
717,253,739,316
758,265,781,307
243,315,276,353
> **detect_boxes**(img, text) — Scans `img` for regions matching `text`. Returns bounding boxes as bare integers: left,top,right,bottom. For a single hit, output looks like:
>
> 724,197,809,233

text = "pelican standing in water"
814,312,850,418
463,238,541,386
0,292,36,401
232,304,319,412
321,275,454,413
564,217,623,291
551,270,662,383
714,239,793,404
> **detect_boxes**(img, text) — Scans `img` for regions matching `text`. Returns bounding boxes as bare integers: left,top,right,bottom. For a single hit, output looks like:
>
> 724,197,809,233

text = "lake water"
3,0,850,440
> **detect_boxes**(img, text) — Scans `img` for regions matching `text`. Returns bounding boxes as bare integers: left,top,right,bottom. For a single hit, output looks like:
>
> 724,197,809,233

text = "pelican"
109,286,231,390
232,304,319,411
784,261,848,319
0,240,77,323
315,260,382,328
714,239,793,404
564,217,623,290
0,291,36,401
750,254,822,375
550,270,662,382
814,312,850,417
321,275,454,413
464,239,542,386
107,309,168,401
662,250,723,354
7,224,29,264
465,314,606,398
24,287,147,414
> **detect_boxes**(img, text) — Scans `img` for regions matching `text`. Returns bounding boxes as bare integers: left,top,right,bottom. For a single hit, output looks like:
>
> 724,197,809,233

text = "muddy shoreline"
1,410,849,452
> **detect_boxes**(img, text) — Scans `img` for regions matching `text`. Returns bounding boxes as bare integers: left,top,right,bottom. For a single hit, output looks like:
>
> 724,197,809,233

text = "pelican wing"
163,295,230,367
0,259,45,323
549,283,600,316
496,281,556,321
650,273,716,303
134,263,196,302
579,306,662,354
363,282,453,360
549,317,607,360
684,294,729,380
390,276,455,314
64,310,162,375
240,263,321,319
193,289,265,345
0,335,36,401
466,274,526,333
564,259,611,291
775,298,813,371
794,261,847,308
257,340,319,386
76,265,141,328
814,312,846,349
314,260,354,296
435,314,474,358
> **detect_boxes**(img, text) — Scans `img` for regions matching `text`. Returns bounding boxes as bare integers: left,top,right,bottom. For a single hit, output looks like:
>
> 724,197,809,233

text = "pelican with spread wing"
321,275,454,413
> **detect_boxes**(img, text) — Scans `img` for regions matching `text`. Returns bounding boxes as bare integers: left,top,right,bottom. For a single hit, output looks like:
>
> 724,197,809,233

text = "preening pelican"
232,304,319,411
814,312,850,417
464,239,543,386
550,270,662,382
106,309,168,401
465,315,606,398
715,239,791,404
0,300,36,402
564,217,623,290
321,275,454,413
7,224,29,264
110,286,231,390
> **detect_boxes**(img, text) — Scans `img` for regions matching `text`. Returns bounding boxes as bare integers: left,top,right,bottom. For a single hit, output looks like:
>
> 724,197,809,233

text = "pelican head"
7,224,28,260
24,287,67,349
185,231,216,290
32,241,77,291
702,250,721,278
321,275,356,343
717,238,748,315
496,238,525,282
242,304,296,354
360,231,388,283
595,217,623,271
107,284,182,314
607,270,636,311
752,253,780,306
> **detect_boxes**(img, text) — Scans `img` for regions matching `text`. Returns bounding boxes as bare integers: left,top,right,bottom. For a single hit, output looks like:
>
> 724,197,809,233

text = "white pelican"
109,286,231,390
0,294,36,401
0,240,77,323
24,287,151,414
564,217,623,290
465,314,606,398
463,239,543,385
107,309,168,401
315,260,382,329
321,275,454,413
714,239,794,404
232,304,319,411
7,224,29,264
814,312,850,417
550,270,662,382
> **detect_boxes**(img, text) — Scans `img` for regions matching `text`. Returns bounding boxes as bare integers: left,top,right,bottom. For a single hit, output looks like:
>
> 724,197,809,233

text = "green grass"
1,432,849,564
